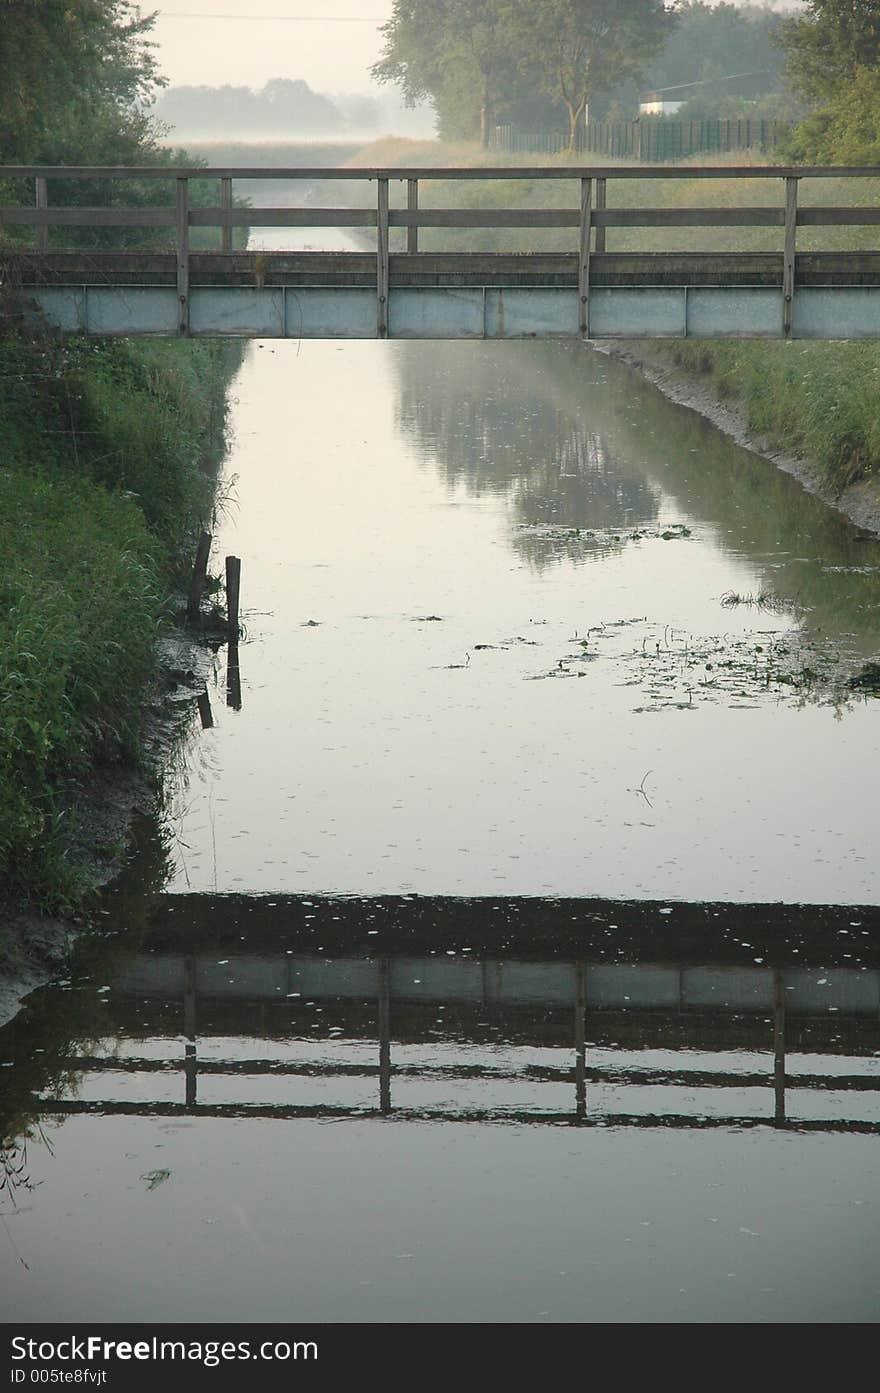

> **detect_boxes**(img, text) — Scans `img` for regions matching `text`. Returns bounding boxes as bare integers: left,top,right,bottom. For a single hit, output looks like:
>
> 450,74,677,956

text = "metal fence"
492,119,787,163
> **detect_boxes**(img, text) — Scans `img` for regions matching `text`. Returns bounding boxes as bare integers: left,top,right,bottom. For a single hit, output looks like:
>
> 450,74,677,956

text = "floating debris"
141,1169,171,1191
720,591,802,613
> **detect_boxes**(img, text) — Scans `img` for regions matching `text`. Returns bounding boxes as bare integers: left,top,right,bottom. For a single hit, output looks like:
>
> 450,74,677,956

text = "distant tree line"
153,79,361,138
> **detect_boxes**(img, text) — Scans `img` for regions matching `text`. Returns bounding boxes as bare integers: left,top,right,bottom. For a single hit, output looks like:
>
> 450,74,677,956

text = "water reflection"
4,895,879,1138
394,341,880,653
394,349,659,560
2,894,879,1321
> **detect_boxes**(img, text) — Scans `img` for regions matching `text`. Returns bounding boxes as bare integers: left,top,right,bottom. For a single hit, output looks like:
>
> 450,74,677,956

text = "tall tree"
777,0,880,105
0,1,163,163
507,0,675,152
373,0,522,146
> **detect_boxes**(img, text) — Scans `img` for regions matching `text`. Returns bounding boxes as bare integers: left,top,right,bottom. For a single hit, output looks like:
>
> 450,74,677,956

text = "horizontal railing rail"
4,205,880,229
2,163,880,177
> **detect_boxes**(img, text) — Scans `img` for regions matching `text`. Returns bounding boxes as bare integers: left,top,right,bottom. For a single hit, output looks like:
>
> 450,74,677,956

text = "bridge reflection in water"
31,895,880,1134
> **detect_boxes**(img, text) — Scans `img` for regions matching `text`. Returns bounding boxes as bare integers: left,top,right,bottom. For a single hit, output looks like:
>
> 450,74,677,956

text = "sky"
144,1,805,96
144,1,394,95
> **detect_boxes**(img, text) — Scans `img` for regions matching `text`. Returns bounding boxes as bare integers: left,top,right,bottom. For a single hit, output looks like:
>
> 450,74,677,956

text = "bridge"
1,164,879,340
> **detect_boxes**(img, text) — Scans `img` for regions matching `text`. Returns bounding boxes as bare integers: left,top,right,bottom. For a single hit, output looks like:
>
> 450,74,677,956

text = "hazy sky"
145,1,804,96
145,2,394,94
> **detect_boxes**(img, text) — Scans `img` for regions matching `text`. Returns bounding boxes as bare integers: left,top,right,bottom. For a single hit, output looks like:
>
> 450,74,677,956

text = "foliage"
373,0,674,145
506,0,674,151
642,1,786,90
0,1,164,164
776,0,880,105
781,66,880,164
372,0,527,145
671,89,798,124
0,329,240,903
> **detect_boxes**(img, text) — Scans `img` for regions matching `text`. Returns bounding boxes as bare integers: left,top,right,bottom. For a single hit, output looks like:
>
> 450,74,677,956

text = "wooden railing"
2,165,879,339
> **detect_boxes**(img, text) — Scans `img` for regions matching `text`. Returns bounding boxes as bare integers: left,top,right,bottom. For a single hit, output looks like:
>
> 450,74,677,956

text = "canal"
2,338,879,1322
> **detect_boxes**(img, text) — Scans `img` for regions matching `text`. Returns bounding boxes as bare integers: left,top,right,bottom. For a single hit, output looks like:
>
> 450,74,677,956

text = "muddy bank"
596,342,880,540
0,628,221,1028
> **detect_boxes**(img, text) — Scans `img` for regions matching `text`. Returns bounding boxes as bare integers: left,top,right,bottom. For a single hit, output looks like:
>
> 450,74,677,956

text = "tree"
372,0,525,146
777,0,880,105
782,65,880,163
507,0,675,152
0,1,164,163
646,1,784,89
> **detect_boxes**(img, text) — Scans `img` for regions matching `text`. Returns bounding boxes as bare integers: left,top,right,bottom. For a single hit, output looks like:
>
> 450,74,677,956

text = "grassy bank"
343,138,880,498
650,339,880,494
0,327,242,906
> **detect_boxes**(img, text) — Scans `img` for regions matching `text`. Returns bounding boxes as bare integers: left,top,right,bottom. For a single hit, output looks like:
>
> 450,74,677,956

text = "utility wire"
158,13,385,20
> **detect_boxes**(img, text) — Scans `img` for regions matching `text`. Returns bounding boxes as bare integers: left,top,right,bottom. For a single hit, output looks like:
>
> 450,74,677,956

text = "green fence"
492,118,786,162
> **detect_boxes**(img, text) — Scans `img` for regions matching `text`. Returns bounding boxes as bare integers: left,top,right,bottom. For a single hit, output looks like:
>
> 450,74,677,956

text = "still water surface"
2,339,879,1321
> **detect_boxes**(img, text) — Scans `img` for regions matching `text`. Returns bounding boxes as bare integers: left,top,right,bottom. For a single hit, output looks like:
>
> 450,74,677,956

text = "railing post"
184,954,197,1108
574,963,586,1120
377,176,389,337
594,176,606,253
783,175,798,338
773,969,786,1124
406,177,419,254
35,175,48,252
221,176,232,253
578,176,592,339
176,176,190,337
378,957,391,1114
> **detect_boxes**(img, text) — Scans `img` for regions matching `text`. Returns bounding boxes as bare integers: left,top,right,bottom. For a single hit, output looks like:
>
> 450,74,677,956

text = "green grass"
0,327,242,905
660,339,880,493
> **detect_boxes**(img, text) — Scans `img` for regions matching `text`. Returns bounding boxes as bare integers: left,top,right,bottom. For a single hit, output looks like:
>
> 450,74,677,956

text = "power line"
157,13,385,20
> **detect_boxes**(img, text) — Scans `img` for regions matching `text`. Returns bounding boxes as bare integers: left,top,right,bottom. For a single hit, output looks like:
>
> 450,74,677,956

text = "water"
169,339,880,903
2,338,879,1323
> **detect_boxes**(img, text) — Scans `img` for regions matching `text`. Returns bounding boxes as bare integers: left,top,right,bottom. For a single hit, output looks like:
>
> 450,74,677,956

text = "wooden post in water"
226,643,242,711
197,690,214,729
186,530,212,623
225,554,241,640
225,553,242,710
